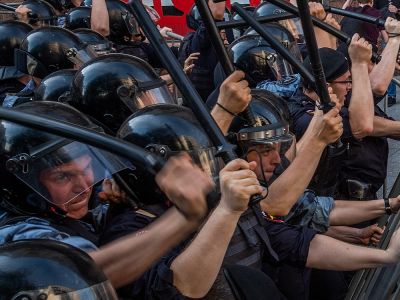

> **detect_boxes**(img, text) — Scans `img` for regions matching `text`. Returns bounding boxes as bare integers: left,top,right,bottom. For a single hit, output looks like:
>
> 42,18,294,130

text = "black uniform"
336,95,391,200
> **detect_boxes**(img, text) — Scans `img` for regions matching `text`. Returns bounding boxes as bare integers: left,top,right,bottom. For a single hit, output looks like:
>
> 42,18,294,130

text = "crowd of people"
1,0,400,299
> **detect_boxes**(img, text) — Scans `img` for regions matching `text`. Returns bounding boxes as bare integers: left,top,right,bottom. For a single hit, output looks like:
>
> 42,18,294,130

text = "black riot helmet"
34,69,76,101
64,6,91,30
0,21,33,80
14,26,96,79
244,22,302,62
0,101,131,217
0,21,33,67
229,90,295,183
117,104,222,206
254,1,287,17
106,0,140,43
66,53,175,133
187,3,232,30
18,0,58,26
0,239,117,300
81,0,92,6
231,6,255,40
228,34,294,87
74,28,113,55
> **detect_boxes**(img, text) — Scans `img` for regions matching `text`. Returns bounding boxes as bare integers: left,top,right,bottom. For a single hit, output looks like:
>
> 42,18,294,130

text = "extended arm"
324,225,383,245
91,0,109,37
170,159,262,298
309,3,338,49
329,197,400,225
348,34,374,139
90,155,214,288
371,116,400,139
369,18,400,96
262,105,343,216
306,233,396,270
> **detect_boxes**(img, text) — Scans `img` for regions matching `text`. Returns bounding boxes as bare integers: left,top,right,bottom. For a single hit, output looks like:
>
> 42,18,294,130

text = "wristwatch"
384,198,392,215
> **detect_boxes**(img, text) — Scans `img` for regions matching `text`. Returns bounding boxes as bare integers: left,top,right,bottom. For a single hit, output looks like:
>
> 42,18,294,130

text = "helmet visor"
145,5,161,24
8,140,134,210
11,280,117,300
14,48,50,79
188,147,224,183
87,41,113,55
122,11,140,36
119,79,176,112
245,133,296,159
248,47,294,80
65,45,98,68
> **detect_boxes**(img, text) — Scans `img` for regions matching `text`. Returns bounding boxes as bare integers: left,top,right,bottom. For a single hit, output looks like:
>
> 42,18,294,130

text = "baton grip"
249,194,264,206
166,31,185,41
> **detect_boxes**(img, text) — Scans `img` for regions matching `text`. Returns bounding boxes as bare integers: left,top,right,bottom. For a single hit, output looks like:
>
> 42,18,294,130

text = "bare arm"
369,18,400,95
342,0,352,9
91,154,214,288
324,225,383,245
330,199,386,225
91,0,109,37
171,159,262,298
262,105,343,216
309,3,337,49
90,208,198,287
211,70,252,135
306,233,395,270
372,116,400,139
348,34,374,139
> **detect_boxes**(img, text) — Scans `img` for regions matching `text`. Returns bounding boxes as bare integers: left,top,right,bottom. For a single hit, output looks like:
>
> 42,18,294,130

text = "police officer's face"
39,155,94,219
246,144,282,181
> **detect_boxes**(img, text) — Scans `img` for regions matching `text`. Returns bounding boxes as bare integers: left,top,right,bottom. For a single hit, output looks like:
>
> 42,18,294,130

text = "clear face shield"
249,46,294,81
6,139,134,212
11,281,118,300
65,45,98,68
87,41,113,56
14,48,51,79
145,144,224,185
121,10,141,36
14,45,97,78
117,78,176,112
238,124,295,182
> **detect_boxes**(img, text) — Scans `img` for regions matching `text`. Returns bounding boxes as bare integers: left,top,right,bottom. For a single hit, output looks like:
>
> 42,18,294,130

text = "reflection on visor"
189,147,224,183
253,49,294,80
9,141,134,209
88,42,112,55
118,80,176,112
146,145,223,184
11,281,118,300
65,46,98,67
134,86,176,109
14,49,50,79
122,11,140,35
246,133,295,158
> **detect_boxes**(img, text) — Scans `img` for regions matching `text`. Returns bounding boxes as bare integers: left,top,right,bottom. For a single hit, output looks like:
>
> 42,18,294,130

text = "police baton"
267,0,381,63
194,0,258,126
295,0,344,150
165,31,185,41
216,12,296,30
323,5,386,27
231,3,315,86
129,0,236,162
0,108,164,174
129,0,266,206
0,2,41,24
